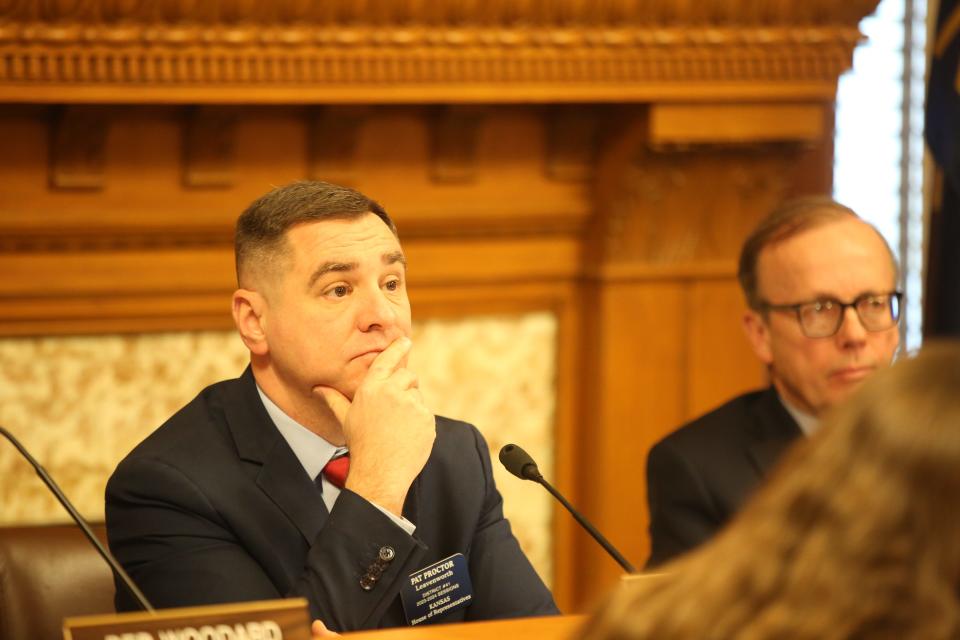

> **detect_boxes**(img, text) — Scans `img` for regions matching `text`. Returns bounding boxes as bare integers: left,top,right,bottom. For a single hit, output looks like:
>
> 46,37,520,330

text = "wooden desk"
344,615,585,639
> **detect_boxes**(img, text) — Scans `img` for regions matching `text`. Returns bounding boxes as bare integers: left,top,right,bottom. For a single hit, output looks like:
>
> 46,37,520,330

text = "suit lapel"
402,463,422,527
746,387,803,477
258,443,328,542
224,367,328,543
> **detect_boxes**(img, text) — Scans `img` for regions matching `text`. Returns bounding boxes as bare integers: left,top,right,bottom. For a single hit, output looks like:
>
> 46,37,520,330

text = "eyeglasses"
758,291,902,338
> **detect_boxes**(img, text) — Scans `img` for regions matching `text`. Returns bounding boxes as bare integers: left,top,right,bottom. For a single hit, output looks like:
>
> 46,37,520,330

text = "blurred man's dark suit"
645,386,803,568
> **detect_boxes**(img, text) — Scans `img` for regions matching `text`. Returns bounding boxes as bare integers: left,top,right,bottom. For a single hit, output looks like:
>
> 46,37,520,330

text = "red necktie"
322,453,350,489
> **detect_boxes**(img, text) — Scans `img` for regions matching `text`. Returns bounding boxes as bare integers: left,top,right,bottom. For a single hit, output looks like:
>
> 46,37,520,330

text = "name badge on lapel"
400,553,473,626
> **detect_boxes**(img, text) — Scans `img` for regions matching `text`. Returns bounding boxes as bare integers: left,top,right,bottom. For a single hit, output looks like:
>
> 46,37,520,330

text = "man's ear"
742,309,773,365
233,288,269,356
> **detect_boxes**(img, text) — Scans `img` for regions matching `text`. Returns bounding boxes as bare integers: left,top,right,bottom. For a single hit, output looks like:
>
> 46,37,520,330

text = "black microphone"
0,425,155,612
499,443,636,573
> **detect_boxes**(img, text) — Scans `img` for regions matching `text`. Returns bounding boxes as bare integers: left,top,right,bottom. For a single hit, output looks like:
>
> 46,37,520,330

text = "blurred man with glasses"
645,198,901,568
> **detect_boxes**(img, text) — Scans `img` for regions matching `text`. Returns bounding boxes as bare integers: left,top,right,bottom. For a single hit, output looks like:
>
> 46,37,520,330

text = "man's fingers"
316,386,351,425
390,368,420,391
367,336,412,380
311,619,340,638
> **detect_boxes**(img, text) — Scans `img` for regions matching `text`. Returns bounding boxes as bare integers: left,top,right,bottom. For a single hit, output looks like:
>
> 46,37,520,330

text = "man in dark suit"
646,198,902,568
106,181,558,631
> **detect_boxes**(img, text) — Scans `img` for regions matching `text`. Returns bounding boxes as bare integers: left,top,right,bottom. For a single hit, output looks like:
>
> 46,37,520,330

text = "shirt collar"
778,393,819,436
255,385,346,480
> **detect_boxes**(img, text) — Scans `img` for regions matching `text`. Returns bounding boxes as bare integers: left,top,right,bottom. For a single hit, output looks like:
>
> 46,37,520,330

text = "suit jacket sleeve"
106,456,427,631
645,438,722,568
461,425,558,619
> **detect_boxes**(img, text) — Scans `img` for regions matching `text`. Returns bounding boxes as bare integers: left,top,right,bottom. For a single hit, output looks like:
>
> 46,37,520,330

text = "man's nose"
835,306,868,344
356,287,397,332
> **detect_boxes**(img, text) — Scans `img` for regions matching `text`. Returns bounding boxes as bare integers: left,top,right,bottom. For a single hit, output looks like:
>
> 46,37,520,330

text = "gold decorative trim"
0,0,882,26
0,23,872,101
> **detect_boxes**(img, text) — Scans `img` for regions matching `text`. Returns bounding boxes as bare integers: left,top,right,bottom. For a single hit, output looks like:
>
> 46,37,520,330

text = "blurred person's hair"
235,180,396,287
737,197,898,310
584,341,960,640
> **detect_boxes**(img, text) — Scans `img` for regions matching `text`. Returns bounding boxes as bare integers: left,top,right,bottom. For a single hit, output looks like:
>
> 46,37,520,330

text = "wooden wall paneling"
182,106,238,188
49,105,109,190
307,106,370,186
429,106,485,183
0,233,583,335
0,103,594,335
404,235,581,286
684,276,767,422
782,103,838,197
326,106,591,235
0,247,235,297
576,279,688,605
550,282,584,614
545,105,600,182
0,105,310,239
649,103,825,146
0,0,884,617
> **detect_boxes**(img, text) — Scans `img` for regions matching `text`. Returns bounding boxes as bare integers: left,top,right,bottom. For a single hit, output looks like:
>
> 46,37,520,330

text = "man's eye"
384,278,400,292
811,300,835,314
331,285,349,297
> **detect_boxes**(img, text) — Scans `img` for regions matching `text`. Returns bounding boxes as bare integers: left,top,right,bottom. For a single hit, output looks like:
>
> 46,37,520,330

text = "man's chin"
823,381,867,411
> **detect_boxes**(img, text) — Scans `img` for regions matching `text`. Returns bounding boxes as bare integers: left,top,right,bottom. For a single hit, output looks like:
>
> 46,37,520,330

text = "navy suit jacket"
645,387,802,568
106,368,557,630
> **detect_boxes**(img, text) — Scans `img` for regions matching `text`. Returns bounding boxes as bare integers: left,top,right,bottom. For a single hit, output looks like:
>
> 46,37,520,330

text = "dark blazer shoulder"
654,388,775,453
433,416,485,452
648,386,802,485
112,370,263,473
422,416,492,483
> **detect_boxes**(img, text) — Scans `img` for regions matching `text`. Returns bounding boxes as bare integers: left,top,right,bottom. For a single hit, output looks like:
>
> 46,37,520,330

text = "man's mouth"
830,365,873,383
351,348,385,362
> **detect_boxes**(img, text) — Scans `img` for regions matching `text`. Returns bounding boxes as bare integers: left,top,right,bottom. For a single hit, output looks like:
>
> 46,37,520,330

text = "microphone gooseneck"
0,425,156,612
499,443,636,573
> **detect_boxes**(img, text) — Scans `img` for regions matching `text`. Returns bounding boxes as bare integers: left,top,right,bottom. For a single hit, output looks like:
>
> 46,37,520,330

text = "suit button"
360,574,376,591
378,546,395,562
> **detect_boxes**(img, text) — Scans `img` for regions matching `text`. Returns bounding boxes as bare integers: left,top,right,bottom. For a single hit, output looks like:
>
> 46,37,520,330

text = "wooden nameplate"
63,598,310,640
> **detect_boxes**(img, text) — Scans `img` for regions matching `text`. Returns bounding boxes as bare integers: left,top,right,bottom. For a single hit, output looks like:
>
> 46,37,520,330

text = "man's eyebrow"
308,261,356,289
384,251,407,267
806,289,889,302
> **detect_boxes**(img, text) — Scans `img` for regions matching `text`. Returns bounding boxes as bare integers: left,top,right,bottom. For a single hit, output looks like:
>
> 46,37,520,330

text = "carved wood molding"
49,105,108,189
546,105,600,182
182,106,237,187
0,1,881,102
0,1,883,25
308,106,370,186
429,105,484,183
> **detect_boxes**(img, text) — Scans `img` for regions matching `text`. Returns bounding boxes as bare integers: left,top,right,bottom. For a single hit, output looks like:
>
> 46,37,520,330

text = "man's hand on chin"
314,336,436,517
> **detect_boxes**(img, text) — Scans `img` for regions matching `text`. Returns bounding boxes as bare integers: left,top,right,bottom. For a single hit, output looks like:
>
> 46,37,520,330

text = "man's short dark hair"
737,197,896,311
235,180,396,286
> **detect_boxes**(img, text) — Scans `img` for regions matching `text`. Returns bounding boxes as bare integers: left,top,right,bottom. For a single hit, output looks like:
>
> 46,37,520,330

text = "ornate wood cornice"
0,0,880,103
